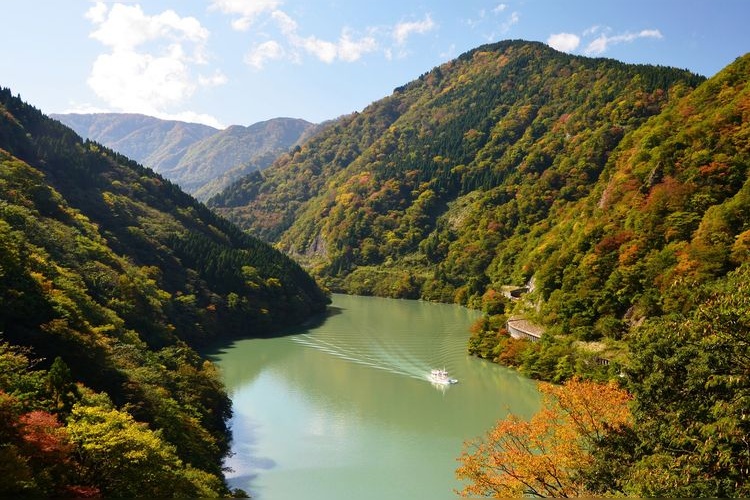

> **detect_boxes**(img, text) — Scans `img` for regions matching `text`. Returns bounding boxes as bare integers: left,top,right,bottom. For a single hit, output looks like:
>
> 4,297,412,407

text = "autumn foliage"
456,378,632,497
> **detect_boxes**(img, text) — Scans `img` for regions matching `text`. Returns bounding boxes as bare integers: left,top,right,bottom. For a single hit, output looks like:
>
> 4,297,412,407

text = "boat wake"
288,296,474,386
291,333,432,381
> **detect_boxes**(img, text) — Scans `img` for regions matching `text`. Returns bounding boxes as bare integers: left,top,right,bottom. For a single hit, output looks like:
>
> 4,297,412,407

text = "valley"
1,36,749,498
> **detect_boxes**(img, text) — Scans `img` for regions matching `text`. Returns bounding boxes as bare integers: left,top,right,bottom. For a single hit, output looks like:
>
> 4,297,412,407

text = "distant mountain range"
51,112,318,200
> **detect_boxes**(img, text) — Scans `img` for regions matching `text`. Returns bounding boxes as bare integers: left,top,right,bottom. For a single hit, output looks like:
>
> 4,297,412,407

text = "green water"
208,294,540,499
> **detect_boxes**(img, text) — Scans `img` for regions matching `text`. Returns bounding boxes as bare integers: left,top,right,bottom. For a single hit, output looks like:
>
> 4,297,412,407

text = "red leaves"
594,230,634,255
19,410,72,460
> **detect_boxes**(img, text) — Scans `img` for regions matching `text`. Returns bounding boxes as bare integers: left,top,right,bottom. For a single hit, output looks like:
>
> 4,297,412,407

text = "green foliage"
0,87,329,496
68,399,224,498
210,41,713,319
0,87,328,349
212,46,750,374
463,267,750,497
617,264,750,497
0,341,226,497
466,314,507,360
46,357,79,414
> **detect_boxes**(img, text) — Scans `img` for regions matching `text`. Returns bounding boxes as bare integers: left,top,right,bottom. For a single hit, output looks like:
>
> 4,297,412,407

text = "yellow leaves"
335,191,355,207
457,378,632,498
265,277,282,288
730,229,750,264
101,191,116,208
29,271,53,293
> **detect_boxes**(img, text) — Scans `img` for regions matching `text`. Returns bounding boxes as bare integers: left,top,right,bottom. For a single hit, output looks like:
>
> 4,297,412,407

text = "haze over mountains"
52,112,318,200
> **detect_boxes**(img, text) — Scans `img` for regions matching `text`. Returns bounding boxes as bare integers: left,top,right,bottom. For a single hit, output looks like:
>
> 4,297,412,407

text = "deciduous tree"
456,377,631,497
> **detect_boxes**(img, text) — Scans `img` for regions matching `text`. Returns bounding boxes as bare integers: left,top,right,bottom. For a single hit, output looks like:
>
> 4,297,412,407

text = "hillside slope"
524,51,750,338
216,43,750,497
174,118,317,199
0,88,328,496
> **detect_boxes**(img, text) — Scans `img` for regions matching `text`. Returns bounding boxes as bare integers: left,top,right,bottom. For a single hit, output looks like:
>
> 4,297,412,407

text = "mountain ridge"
209,41,718,319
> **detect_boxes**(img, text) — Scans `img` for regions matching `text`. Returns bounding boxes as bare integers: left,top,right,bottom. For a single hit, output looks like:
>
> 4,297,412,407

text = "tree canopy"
458,264,750,498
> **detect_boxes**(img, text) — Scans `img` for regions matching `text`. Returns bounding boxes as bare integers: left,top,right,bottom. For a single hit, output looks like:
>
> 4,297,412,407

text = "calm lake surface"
207,294,540,499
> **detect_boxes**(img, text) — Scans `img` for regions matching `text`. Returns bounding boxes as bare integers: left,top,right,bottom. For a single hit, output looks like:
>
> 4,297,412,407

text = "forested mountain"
0,88,328,496
210,40,710,312
460,48,750,380
53,113,317,200
210,39,750,367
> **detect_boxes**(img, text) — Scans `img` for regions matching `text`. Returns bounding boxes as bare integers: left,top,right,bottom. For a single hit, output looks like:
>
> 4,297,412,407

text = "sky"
1,0,748,129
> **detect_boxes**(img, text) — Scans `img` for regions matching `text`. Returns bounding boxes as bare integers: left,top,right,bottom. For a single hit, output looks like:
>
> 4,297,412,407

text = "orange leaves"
457,378,632,498
541,377,632,444
457,409,584,497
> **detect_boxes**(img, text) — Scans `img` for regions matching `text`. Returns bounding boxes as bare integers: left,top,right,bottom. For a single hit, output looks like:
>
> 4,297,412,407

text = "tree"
46,357,79,414
623,264,750,497
456,377,632,497
66,401,224,498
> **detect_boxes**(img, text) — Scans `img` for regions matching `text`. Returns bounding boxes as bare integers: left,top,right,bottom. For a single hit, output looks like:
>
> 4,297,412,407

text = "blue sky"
1,1,748,128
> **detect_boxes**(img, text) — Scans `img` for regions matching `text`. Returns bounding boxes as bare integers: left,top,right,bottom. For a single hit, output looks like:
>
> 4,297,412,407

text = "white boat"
429,368,458,385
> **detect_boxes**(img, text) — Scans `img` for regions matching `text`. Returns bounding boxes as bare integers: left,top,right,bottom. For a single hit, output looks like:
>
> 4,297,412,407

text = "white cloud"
299,36,338,63
87,44,193,111
209,0,281,31
584,29,663,55
500,11,519,33
87,2,208,51
547,32,580,52
84,2,108,24
585,36,608,55
583,25,602,37
85,2,224,126
61,102,109,115
163,111,225,129
241,9,379,66
493,3,508,14
212,5,431,68
337,30,378,62
393,15,436,45
245,40,286,69
271,10,298,36
198,70,229,87
547,25,664,57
